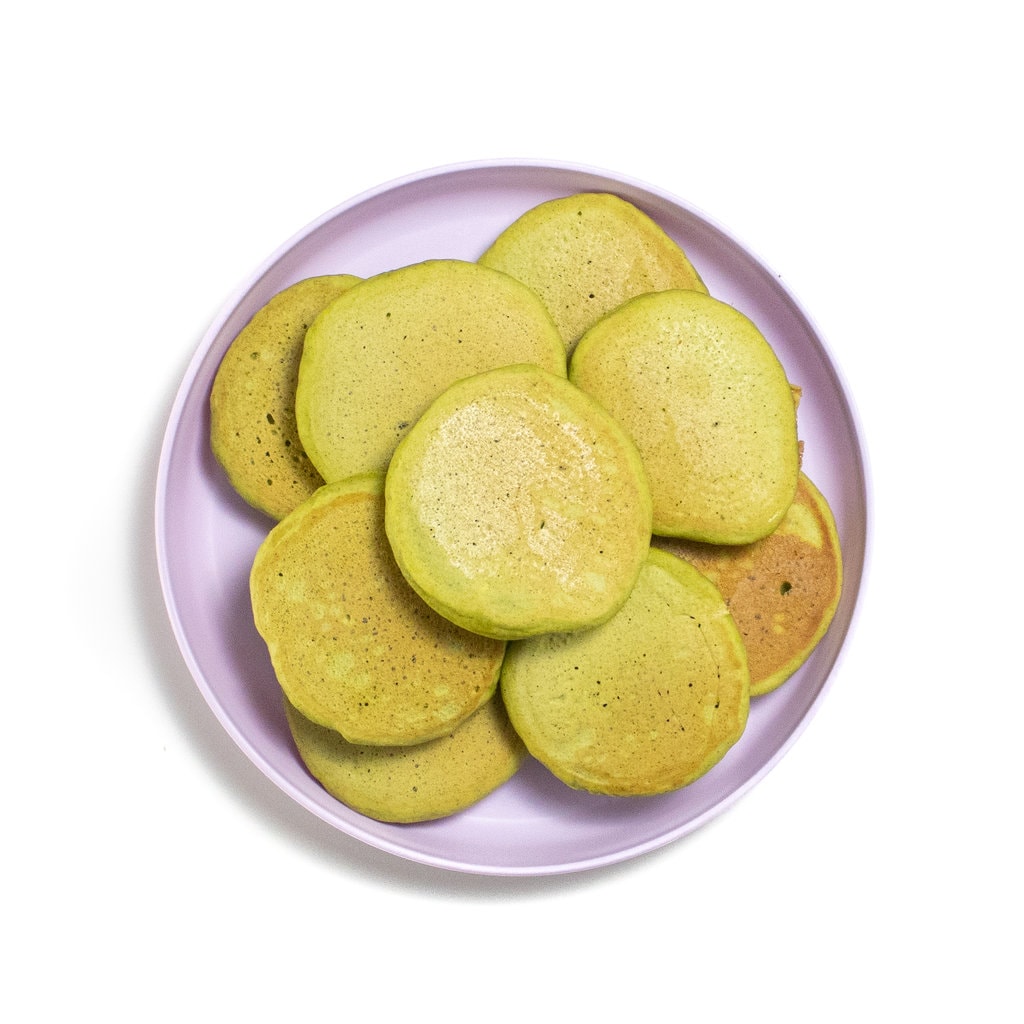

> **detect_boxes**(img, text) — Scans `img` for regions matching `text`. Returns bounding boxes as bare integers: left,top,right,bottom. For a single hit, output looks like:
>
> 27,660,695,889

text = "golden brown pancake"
570,288,800,544
479,192,707,354
500,549,749,796
295,259,566,484
210,274,361,520
653,473,843,696
384,364,653,640
250,474,506,746
284,691,525,823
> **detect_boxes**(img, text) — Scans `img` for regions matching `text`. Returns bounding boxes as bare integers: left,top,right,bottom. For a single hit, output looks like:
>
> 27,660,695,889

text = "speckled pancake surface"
250,474,506,746
210,274,361,520
283,692,525,824
500,549,749,797
384,363,653,641
479,192,707,354
570,288,800,544
295,259,566,484
653,473,843,696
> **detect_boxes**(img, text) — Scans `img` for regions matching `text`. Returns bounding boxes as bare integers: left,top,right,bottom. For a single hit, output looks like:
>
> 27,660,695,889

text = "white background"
5,2,1020,1020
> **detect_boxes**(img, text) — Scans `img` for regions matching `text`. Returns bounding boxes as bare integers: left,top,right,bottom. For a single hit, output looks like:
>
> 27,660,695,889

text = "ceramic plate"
155,160,868,875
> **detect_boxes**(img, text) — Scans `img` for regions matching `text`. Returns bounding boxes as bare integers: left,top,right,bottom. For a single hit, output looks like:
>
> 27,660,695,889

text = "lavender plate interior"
155,160,868,876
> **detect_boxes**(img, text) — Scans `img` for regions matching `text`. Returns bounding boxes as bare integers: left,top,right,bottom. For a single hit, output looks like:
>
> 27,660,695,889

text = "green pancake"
570,289,800,544
250,474,506,746
479,192,707,354
295,259,567,484
500,549,750,797
384,364,653,641
284,691,525,823
210,274,362,520
653,472,843,696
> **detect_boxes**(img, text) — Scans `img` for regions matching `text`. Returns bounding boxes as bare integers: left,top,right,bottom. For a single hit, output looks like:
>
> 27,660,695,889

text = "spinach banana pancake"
209,273,362,520
295,259,566,484
284,691,525,824
653,472,843,696
479,192,707,354
250,474,506,746
570,288,800,544
500,549,750,797
384,364,653,641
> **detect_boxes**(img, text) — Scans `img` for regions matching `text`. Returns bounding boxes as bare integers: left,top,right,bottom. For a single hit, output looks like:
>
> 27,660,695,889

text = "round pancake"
210,274,362,520
500,549,750,797
384,364,653,640
250,474,506,746
479,192,707,354
295,259,566,483
283,691,525,823
570,289,800,544
653,473,843,696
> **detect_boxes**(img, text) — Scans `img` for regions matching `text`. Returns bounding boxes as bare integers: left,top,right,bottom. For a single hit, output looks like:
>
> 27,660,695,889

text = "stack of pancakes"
210,193,842,821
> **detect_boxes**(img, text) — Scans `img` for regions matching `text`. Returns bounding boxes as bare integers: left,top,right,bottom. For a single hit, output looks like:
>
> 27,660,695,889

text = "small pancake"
479,192,707,354
250,474,506,746
384,364,653,640
653,473,843,696
283,691,525,823
570,289,800,544
500,549,749,797
210,274,362,520
295,259,566,484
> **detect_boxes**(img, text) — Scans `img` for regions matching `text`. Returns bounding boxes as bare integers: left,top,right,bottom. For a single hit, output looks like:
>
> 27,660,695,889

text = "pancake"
210,274,362,520
295,259,566,484
653,472,843,696
569,288,800,544
500,548,749,797
384,363,653,640
479,192,707,354
250,474,506,746
283,691,525,823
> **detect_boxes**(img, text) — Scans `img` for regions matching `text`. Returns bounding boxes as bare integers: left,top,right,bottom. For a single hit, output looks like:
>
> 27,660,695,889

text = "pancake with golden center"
295,259,566,484
501,548,750,797
384,363,653,641
210,274,362,520
570,288,800,544
284,691,525,823
250,474,506,746
478,192,707,355
653,472,843,696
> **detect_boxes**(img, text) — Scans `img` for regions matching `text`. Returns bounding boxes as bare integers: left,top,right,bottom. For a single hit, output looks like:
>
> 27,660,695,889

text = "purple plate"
155,160,868,875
